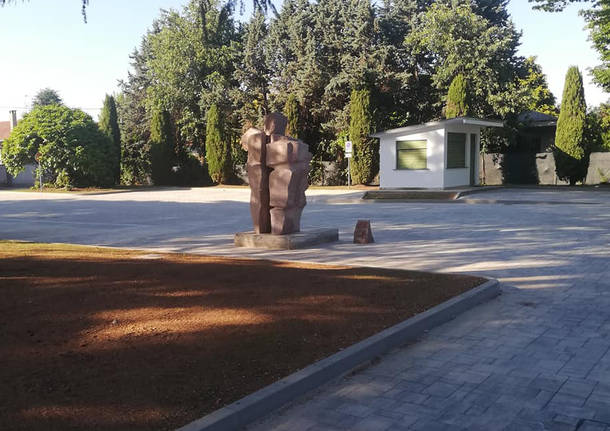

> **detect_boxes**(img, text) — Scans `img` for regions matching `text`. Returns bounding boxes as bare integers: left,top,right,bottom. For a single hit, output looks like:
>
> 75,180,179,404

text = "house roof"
0,121,10,141
517,111,557,128
370,117,504,138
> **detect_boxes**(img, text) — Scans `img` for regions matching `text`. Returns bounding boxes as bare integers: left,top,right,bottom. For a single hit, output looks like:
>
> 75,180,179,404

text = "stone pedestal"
234,229,339,250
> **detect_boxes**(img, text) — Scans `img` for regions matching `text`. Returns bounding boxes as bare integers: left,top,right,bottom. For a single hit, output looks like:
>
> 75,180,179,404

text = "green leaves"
1,105,114,187
445,74,469,119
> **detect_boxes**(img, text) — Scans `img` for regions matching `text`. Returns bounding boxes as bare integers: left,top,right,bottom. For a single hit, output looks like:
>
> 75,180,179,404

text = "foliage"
205,104,231,183
98,94,121,184
585,104,610,152
284,94,300,138
555,66,588,185
1,105,114,187
32,88,63,107
445,74,469,119
406,0,522,119
349,88,377,184
149,110,175,186
516,57,558,116
115,0,557,185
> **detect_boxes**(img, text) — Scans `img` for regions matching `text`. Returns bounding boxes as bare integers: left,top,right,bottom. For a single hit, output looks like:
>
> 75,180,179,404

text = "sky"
0,0,606,123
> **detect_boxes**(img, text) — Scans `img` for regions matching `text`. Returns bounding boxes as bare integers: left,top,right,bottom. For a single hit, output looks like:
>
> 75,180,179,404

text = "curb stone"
177,278,501,431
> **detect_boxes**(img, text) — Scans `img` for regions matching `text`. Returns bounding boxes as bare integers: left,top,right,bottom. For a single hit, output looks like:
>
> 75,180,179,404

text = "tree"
32,88,63,107
284,94,300,138
349,88,377,184
98,95,121,184
445,74,469,118
516,56,558,116
149,110,175,186
205,104,230,183
406,1,522,118
1,105,114,187
555,66,588,185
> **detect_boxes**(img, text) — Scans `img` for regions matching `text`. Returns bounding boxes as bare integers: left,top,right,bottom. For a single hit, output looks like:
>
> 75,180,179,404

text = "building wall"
379,129,445,189
443,124,481,188
11,164,36,186
481,152,609,185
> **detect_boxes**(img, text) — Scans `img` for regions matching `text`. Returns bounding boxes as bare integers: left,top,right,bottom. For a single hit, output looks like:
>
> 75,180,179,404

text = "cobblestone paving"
2,187,610,430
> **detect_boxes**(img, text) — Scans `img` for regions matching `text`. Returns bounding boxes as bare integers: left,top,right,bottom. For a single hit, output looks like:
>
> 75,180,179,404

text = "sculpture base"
234,229,339,250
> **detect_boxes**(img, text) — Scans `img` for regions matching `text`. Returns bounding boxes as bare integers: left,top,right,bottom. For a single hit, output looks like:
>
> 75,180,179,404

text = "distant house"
514,111,558,153
372,117,503,189
0,111,35,186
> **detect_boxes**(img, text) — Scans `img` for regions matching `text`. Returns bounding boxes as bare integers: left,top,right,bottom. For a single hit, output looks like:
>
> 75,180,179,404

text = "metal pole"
347,158,351,188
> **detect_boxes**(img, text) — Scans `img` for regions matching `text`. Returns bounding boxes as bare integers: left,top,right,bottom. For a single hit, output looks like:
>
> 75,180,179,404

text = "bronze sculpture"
240,113,312,235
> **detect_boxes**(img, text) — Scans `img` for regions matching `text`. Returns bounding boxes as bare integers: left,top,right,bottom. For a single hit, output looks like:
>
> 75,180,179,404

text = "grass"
0,241,485,431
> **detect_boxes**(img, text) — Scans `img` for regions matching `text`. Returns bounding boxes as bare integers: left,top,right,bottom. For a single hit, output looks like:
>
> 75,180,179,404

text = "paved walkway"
2,187,610,430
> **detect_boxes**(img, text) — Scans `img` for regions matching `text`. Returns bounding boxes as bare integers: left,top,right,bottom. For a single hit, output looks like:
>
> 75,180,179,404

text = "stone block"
234,228,339,250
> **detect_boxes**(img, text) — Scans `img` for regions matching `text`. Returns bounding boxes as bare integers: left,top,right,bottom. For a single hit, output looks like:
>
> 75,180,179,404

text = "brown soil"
0,241,485,431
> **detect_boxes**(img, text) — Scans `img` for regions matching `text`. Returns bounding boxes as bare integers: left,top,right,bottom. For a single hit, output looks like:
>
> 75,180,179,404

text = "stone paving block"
352,415,396,431
558,378,597,398
423,382,461,398
335,402,374,418
577,421,609,431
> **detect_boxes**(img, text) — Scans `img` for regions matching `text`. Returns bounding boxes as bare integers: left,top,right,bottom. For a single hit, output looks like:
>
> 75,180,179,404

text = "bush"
1,105,114,187
555,66,588,185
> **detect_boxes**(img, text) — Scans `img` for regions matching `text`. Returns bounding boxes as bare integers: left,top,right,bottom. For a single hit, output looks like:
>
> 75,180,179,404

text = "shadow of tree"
0,247,483,431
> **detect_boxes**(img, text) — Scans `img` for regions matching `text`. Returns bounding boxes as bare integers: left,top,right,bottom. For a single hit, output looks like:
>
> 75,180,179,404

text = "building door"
469,134,477,186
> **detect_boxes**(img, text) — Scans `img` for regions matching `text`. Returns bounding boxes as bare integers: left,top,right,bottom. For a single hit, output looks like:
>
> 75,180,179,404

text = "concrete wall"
481,152,609,185
9,164,36,187
586,153,610,184
379,129,445,189
0,165,7,185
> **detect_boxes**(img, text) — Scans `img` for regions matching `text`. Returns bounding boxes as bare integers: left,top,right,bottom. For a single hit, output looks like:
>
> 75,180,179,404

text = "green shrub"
1,105,114,187
555,66,588,185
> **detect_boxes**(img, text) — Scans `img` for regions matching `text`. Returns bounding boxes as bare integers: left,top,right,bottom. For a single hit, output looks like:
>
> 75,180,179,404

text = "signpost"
345,140,353,188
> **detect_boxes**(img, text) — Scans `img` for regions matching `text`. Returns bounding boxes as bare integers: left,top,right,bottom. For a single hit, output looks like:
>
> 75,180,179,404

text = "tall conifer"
98,95,122,184
445,74,469,119
149,110,175,185
284,94,300,138
205,104,230,184
555,66,587,185
349,88,377,184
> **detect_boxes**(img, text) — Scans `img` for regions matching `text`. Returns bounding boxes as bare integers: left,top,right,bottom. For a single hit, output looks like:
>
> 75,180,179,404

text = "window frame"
446,132,467,169
395,139,428,170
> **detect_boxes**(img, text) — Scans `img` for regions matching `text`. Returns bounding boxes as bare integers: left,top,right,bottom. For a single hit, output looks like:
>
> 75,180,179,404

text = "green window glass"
447,132,466,169
396,140,427,170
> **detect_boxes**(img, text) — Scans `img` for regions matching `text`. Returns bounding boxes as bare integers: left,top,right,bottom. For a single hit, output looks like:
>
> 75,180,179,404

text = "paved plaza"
2,187,610,430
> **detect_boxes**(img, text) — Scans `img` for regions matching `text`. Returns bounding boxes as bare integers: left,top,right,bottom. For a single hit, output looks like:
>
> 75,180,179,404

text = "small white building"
372,117,503,189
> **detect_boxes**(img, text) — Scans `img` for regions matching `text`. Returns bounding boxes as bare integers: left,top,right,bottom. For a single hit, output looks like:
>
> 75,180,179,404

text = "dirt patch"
0,241,485,431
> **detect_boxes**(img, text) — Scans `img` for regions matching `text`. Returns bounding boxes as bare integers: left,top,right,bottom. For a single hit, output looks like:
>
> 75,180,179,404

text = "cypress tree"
149,110,175,186
555,66,588,185
284,94,300,138
349,88,378,184
205,104,230,184
445,74,469,119
98,94,121,185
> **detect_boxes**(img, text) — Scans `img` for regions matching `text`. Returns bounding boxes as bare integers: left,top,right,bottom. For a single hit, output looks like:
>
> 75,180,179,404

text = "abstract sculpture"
241,113,312,235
